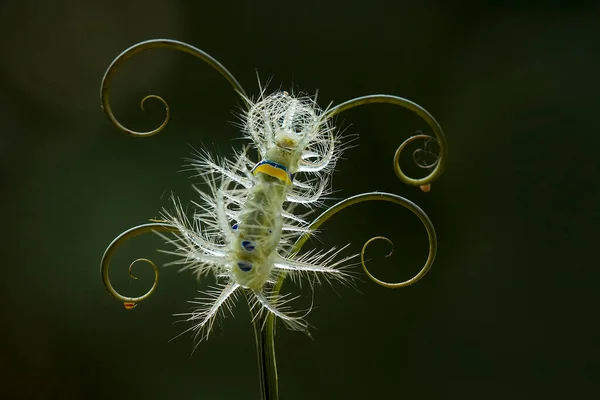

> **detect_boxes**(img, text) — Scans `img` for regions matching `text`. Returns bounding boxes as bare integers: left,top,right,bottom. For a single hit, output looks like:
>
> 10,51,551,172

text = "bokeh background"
1,1,599,399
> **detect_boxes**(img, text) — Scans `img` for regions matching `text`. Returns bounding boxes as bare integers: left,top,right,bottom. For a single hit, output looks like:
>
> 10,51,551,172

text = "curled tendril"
101,222,179,306
394,134,441,191
326,94,448,189
360,234,431,288
412,136,440,169
128,258,156,280
272,192,436,295
100,39,248,137
360,236,395,285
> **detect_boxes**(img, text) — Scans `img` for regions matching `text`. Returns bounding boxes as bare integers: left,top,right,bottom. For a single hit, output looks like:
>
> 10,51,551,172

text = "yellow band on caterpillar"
252,160,293,185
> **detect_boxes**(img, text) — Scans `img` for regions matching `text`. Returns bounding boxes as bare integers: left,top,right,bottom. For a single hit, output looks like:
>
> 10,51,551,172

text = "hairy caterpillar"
100,39,447,349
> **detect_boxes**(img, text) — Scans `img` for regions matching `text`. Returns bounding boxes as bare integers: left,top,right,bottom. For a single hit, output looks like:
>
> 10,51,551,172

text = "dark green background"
1,1,599,399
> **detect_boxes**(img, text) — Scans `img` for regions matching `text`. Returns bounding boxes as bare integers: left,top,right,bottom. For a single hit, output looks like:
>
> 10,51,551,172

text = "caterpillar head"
245,91,335,174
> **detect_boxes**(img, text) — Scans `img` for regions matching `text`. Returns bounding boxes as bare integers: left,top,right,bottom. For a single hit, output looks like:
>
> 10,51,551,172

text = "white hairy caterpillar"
100,39,446,349
158,90,353,342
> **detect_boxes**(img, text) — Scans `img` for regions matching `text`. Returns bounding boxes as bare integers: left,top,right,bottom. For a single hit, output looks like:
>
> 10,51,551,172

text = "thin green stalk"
252,311,279,400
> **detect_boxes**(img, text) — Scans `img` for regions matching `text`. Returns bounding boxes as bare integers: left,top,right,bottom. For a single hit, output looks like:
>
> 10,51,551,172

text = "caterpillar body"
100,39,446,348
160,91,351,341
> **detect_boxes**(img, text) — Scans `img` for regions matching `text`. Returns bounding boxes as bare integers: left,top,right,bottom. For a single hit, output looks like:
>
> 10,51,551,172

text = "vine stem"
252,310,279,399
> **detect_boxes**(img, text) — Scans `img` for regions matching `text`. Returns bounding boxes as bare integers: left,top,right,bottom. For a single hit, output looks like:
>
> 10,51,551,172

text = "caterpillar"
100,39,447,349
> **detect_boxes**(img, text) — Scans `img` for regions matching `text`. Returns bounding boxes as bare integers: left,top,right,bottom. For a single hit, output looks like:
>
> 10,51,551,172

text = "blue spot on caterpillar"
241,240,255,252
237,261,253,272
232,223,239,230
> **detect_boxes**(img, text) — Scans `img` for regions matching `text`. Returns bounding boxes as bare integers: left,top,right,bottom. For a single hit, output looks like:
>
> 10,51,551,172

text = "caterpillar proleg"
100,39,447,348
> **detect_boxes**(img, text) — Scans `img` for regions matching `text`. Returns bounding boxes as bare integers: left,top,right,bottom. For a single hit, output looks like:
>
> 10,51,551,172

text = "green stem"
252,310,279,400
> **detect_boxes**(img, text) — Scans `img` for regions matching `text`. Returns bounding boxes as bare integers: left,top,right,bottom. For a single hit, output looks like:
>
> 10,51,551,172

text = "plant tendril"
363,236,395,258
326,94,447,189
272,191,437,295
128,258,153,280
360,234,431,288
100,39,248,137
101,222,179,305
412,136,440,169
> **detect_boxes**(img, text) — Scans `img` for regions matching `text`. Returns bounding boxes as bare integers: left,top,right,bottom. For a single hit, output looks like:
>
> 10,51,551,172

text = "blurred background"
1,1,599,399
